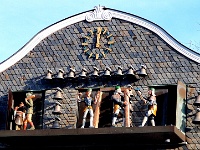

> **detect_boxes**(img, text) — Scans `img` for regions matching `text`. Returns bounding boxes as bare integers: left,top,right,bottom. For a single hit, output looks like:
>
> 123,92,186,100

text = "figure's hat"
26,92,33,97
115,86,122,94
115,86,120,90
87,88,92,92
150,88,156,96
127,84,133,88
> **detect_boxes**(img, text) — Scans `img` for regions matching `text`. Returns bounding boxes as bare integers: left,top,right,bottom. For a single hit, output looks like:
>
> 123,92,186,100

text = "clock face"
82,27,114,59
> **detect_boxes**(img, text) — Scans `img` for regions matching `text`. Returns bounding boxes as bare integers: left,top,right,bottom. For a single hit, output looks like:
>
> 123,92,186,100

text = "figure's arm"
25,95,35,106
22,112,26,121
25,98,31,106
112,95,125,106
136,90,147,104
13,107,18,120
77,93,83,102
25,99,33,107
26,95,35,100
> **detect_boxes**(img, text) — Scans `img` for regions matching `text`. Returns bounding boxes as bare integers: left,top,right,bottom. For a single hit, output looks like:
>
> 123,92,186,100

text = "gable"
0,6,200,149
0,5,200,73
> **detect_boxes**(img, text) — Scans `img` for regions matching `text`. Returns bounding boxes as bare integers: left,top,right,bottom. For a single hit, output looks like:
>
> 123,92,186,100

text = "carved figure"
78,88,98,128
23,92,35,130
136,87,157,127
111,86,127,127
14,102,26,130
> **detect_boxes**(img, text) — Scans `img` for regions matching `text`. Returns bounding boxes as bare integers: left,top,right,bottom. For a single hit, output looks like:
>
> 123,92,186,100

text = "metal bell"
193,110,200,124
45,69,53,79
53,101,62,114
127,65,135,76
116,66,123,75
68,68,75,78
138,64,147,76
56,69,64,79
194,91,200,106
51,116,61,129
93,67,99,77
53,87,63,100
80,68,87,78
104,66,111,76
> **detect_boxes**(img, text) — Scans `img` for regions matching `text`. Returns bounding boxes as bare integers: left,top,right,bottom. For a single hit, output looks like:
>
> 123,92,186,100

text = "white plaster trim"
1,6,200,73
85,5,112,22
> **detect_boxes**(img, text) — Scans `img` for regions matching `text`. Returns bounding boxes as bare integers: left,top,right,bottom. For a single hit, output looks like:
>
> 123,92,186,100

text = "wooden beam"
124,88,130,127
93,91,103,128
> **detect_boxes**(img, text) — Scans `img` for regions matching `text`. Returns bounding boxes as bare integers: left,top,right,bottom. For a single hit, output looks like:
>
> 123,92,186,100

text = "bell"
80,68,87,78
192,110,200,124
45,69,53,79
93,67,99,77
194,91,200,106
53,87,63,100
138,64,147,76
53,101,62,114
104,66,111,76
56,69,64,79
51,116,61,129
127,65,135,76
68,68,75,78
116,66,123,75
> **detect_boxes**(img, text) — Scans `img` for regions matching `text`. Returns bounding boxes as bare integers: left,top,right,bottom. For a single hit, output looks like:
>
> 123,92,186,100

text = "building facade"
0,5,200,149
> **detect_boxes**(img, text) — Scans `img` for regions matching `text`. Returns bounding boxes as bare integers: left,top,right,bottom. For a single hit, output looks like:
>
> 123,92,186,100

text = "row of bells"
45,65,147,80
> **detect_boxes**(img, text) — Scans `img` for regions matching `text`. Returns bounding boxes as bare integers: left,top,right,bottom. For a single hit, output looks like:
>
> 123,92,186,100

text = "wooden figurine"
77,88,98,128
111,86,128,127
136,87,157,127
14,102,26,130
23,92,36,130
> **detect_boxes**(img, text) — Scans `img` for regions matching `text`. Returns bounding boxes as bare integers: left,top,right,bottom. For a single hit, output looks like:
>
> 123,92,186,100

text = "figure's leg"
27,114,35,130
23,120,27,130
81,109,89,128
141,116,148,127
16,125,19,130
29,121,35,130
150,115,155,126
140,110,152,127
112,108,120,126
89,109,94,128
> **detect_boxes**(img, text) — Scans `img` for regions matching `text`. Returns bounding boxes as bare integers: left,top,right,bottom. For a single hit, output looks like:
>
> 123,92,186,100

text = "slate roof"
0,5,200,149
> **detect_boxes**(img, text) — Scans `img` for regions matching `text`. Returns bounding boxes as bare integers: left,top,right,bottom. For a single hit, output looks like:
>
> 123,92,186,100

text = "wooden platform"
0,126,186,149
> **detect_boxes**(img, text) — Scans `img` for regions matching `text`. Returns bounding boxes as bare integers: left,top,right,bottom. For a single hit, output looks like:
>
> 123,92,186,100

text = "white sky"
0,0,200,63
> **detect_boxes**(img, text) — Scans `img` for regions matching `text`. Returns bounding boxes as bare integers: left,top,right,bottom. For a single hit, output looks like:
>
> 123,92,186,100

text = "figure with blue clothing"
78,88,97,128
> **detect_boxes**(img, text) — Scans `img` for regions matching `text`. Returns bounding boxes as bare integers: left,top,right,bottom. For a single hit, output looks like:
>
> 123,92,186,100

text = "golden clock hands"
96,27,102,48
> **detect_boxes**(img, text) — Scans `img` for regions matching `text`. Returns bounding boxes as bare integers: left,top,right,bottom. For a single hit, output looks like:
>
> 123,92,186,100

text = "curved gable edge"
1,6,200,73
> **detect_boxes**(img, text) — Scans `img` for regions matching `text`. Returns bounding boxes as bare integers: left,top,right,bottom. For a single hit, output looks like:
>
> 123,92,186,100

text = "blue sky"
0,0,200,63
